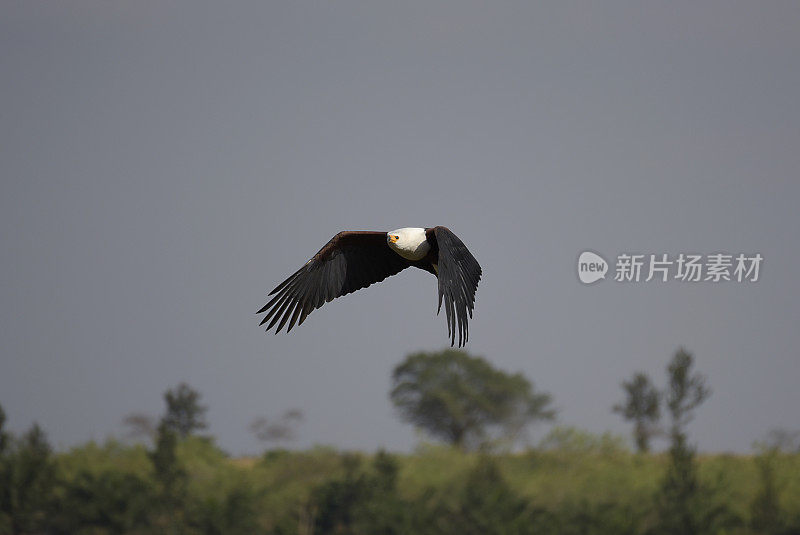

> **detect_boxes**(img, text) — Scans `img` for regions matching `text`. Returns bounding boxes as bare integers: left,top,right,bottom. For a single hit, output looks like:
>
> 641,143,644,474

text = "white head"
387,227,430,261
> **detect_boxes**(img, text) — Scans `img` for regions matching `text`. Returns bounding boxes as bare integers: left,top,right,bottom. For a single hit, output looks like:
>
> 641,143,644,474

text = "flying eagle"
258,227,481,347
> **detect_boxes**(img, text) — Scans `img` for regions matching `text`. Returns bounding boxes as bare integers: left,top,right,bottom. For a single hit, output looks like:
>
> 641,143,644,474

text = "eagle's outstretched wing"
258,231,410,333
430,226,482,347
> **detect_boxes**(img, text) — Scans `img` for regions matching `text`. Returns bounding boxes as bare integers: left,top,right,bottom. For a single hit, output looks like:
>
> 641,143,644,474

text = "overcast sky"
1,2,798,455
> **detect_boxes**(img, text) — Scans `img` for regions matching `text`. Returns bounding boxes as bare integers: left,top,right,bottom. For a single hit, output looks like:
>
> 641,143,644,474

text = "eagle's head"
387,227,430,261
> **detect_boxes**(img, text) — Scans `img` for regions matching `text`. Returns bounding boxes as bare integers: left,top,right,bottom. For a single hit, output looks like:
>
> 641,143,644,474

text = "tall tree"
613,372,661,452
0,404,8,454
655,348,712,535
149,421,185,494
664,349,710,431
0,405,9,534
390,350,555,450
0,423,55,535
148,420,187,529
750,446,784,535
161,383,208,438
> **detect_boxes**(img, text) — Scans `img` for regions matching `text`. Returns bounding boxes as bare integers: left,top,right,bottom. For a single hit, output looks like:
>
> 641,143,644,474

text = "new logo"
578,251,608,284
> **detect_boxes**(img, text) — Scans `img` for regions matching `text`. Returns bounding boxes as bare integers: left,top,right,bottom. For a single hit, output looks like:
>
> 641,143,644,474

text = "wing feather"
432,226,482,347
258,231,411,333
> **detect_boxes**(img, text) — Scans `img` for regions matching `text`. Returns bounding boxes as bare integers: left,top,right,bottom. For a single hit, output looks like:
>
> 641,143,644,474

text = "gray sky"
1,2,798,455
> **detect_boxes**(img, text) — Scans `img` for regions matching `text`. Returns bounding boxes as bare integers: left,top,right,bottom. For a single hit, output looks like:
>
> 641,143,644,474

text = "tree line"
1,347,799,534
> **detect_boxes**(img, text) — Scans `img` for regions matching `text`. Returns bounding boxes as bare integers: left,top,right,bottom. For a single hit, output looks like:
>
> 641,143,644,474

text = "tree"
613,372,661,452
664,349,710,432
390,350,555,450
122,412,157,442
0,405,9,534
655,348,713,534
186,480,259,535
161,383,208,438
311,451,414,534
149,421,185,496
448,456,535,534
51,470,154,534
750,446,784,535
761,428,800,453
0,404,8,454
0,423,55,535
250,408,304,446
148,420,188,530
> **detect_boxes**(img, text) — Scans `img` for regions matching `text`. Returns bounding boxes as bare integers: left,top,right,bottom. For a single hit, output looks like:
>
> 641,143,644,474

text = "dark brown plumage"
257,226,481,346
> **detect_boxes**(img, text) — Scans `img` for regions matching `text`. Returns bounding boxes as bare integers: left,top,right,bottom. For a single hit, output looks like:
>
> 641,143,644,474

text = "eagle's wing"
258,231,411,333
431,226,482,347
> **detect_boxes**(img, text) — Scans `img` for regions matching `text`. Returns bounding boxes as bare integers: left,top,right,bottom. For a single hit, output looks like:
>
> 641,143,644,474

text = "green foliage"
664,348,710,431
186,479,259,535
149,421,186,497
655,432,702,534
0,425,799,534
390,349,555,450
0,405,8,455
50,469,154,534
309,450,417,534
3,354,800,535
538,426,630,456
613,372,661,453
750,447,785,534
162,382,208,438
0,423,55,535
446,456,535,534
653,348,720,535
545,499,645,535
57,439,151,477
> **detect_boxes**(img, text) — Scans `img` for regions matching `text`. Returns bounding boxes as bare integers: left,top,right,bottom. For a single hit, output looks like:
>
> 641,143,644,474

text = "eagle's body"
258,226,481,347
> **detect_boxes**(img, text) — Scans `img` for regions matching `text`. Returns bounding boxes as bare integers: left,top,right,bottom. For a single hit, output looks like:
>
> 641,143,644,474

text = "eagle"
258,227,482,347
